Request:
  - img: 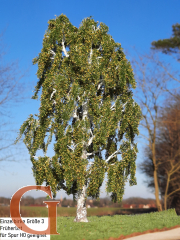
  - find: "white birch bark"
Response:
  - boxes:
[73,42,106,222]
[74,97,89,222]
[74,185,88,222]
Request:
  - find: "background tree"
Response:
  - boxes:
[151,25,180,210]
[151,23,180,100]
[151,23,180,60]
[157,94,180,212]
[139,92,180,214]
[15,14,142,222]
[131,51,171,212]
[0,32,31,169]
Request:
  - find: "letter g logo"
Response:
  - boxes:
[10,185,60,235]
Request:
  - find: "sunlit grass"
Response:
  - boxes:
[1,206,180,240]
[51,209,180,240]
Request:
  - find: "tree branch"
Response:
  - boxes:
[88,45,93,65]
[105,149,121,163]
[49,49,56,60]
[62,35,69,57]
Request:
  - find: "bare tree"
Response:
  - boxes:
[137,88,180,214]
[155,93,180,212]
[138,138,180,212]
[144,53,180,102]
[131,50,172,212]
[0,33,33,169]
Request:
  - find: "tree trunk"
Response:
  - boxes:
[74,99,89,222]
[74,185,89,222]
[164,194,167,210]
[153,167,163,212]
[164,175,170,211]
[152,139,163,212]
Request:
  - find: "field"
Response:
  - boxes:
[1,206,180,240]
[0,205,159,218]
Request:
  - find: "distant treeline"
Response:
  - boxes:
[0,196,158,208]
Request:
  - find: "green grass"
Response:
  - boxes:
[50,208,180,240]
[1,206,180,239]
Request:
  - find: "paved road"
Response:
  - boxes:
[124,227,180,240]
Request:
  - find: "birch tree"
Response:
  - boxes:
[15,14,141,222]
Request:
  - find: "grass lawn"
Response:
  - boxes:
[51,208,180,240]
[1,206,180,239]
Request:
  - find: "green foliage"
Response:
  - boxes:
[15,14,142,202]
[151,23,180,57]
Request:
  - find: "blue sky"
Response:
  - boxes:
[0,0,180,201]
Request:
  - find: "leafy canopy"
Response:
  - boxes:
[15,14,142,202]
